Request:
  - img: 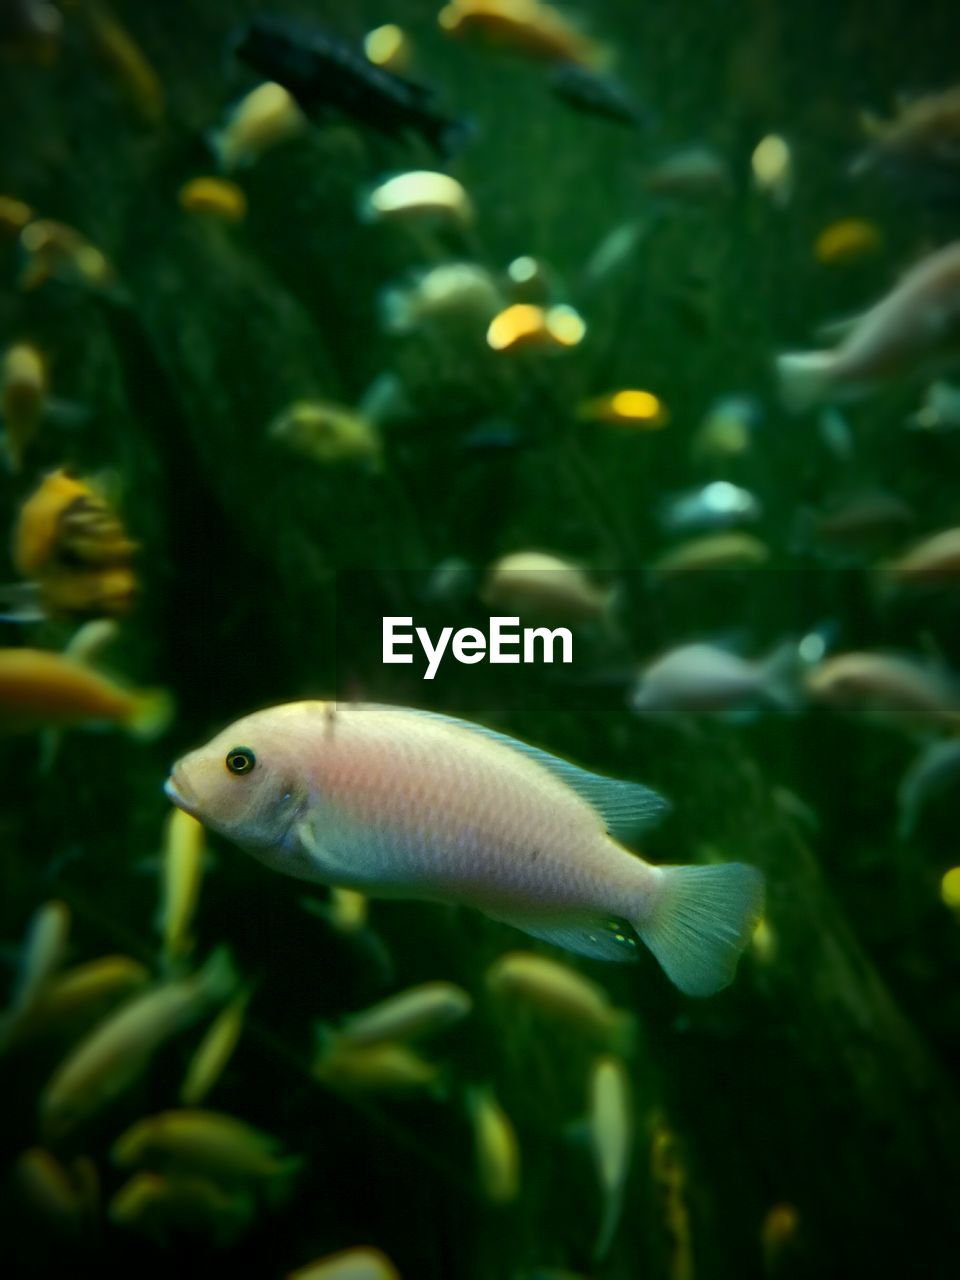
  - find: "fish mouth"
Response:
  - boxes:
[164,768,200,817]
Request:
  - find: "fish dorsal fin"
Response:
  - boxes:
[386,706,670,840]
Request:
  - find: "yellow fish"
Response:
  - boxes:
[439,0,607,70]
[166,703,763,996]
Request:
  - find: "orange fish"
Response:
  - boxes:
[0,648,170,736]
[438,0,607,70]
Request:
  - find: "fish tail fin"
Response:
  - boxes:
[760,641,803,712]
[776,351,835,413]
[127,687,174,739]
[637,863,764,996]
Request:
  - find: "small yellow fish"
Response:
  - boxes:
[486,302,586,352]
[7,955,149,1046]
[0,196,33,237]
[287,1248,401,1280]
[577,389,668,429]
[113,1109,296,1181]
[166,703,762,995]
[178,177,247,223]
[160,808,206,967]
[652,532,770,574]
[439,0,607,70]
[589,1055,632,1260]
[380,262,502,335]
[750,917,778,965]
[761,1202,800,1273]
[180,993,249,1106]
[814,218,882,266]
[2,342,47,471]
[940,866,960,915]
[364,24,413,74]
[331,982,472,1048]
[751,133,793,206]
[486,950,635,1051]
[1,900,70,1042]
[269,400,381,467]
[854,85,960,177]
[313,1039,440,1094]
[327,887,369,933]
[209,81,306,172]
[361,171,474,227]
[0,647,170,737]
[471,1087,520,1204]
[82,1,164,122]
[481,551,613,622]
[19,219,115,293]
[40,950,233,1137]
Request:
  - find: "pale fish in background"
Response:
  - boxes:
[486,303,586,352]
[482,551,613,622]
[581,219,647,290]
[577,389,668,430]
[651,532,770,575]
[160,808,206,968]
[287,1247,401,1280]
[313,1038,441,1094]
[630,641,801,719]
[882,527,960,582]
[0,900,70,1046]
[268,400,382,468]
[896,737,960,839]
[166,702,763,996]
[329,981,472,1048]
[905,380,960,432]
[363,24,413,74]
[180,991,250,1106]
[761,1203,801,1273]
[690,395,760,462]
[589,1055,632,1260]
[659,481,761,536]
[40,949,234,1137]
[6,955,149,1047]
[379,262,503,334]
[19,218,117,294]
[360,171,474,227]
[805,652,960,727]
[751,133,793,206]
[852,85,960,180]
[78,0,165,123]
[486,951,635,1051]
[777,241,960,411]
[802,490,914,549]
[642,145,732,199]
[471,1087,521,1204]
[209,81,305,172]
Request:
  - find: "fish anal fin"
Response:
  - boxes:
[487,910,641,963]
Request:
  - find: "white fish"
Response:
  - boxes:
[166,703,764,997]
[630,642,801,718]
[777,241,960,410]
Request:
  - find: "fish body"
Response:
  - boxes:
[209,81,306,172]
[109,1171,252,1245]
[313,1039,440,1093]
[9,956,149,1045]
[113,1109,292,1180]
[3,900,70,1034]
[41,951,234,1136]
[160,808,206,966]
[814,218,882,266]
[806,491,913,546]
[883,527,960,581]
[18,219,115,293]
[578,389,668,430]
[486,950,634,1049]
[482,551,612,622]
[180,993,249,1105]
[806,652,960,726]
[549,64,644,127]
[630,642,800,718]
[897,737,960,839]
[364,25,413,75]
[288,1249,400,1280]
[179,177,247,222]
[0,647,169,736]
[235,17,464,154]
[643,146,732,199]
[269,400,381,467]
[380,262,502,334]
[166,702,763,996]
[589,1055,632,1260]
[439,0,607,69]
[652,532,770,574]
[486,303,586,352]
[659,481,761,536]
[854,86,960,179]
[332,981,472,1048]
[2,342,47,472]
[777,241,960,410]
[751,134,793,206]
[691,395,759,462]
[471,1087,520,1203]
[361,170,473,226]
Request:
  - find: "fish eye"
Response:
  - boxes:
[225,746,256,775]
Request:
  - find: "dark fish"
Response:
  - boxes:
[233,17,467,154]
[548,63,646,127]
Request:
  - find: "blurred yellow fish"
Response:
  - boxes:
[81,1,164,123]
[178,177,247,223]
[19,218,115,293]
[330,981,472,1048]
[364,24,413,74]
[882,527,960,582]
[814,218,882,266]
[361,170,474,227]
[577,389,668,429]
[2,342,47,472]
[180,992,249,1106]
[486,950,635,1051]
[269,400,381,468]
[159,808,206,967]
[589,1055,632,1259]
[166,703,763,996]
[471,1087,520,1203]
[439,0,608,70]
[486,302,585,352]
[209,81,306,172]
[288,1248,400,1280]
[113,1109,297,1181]
[652,532,770,574]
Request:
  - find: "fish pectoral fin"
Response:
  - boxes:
[293,820,359,884]
[487,910,641,962]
